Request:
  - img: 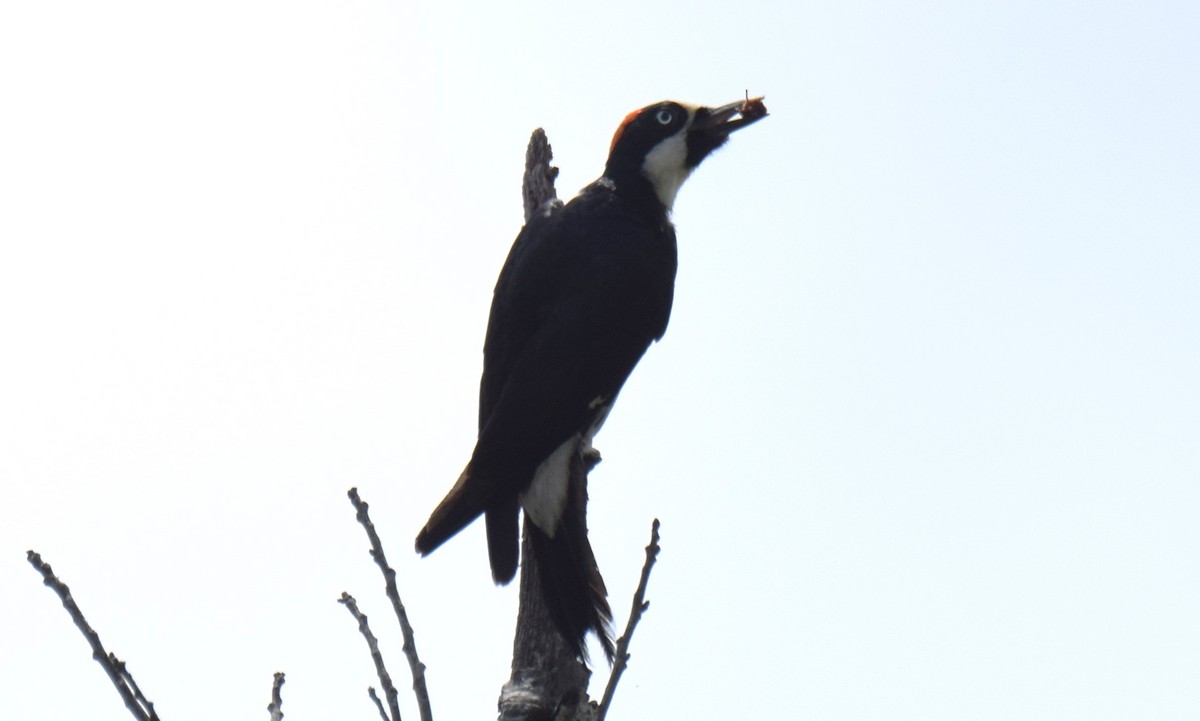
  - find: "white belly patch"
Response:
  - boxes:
[519,401,613,538]
[521,436,577,537]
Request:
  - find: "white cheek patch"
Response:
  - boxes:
[641,132,693,210]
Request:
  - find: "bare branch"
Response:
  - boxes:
[597,519,662,721]
[499,519,591,721]
[113,653,157,719]
[267,672,285,721]
[522,128,560,223]
[340,592,402,721]
[369,687,392,721]
[501,128,635,721]
[348,488,433,721]
[26,550,160,721]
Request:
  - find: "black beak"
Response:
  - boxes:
[685,96,767,167]
[693,97,769,139]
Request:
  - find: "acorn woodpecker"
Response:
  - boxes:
[415,97,767,660]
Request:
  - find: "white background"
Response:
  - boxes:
[2,1,1198,719]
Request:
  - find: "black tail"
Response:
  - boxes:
[486,498,520,584]
[415,467,484,556]
[526,449,614,663]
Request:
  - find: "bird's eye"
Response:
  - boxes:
[655,109,673,125]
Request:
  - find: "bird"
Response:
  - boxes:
[415,97,767,661]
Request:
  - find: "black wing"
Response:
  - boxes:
[472,187,677,492]
[415,185,676,577]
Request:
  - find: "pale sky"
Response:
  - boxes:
[2,1,1198,720]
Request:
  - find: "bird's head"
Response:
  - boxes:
[604,97,768,211]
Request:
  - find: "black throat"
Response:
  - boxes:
[597,165,670,223]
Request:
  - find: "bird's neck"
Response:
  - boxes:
[595,168,672,223]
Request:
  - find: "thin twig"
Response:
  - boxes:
[369,687,391,721]
[267,672,286,721]
[348,488,433,721]
[116,654,156,718]
[596,520,661,721]
[340,592,403,721]
[26,551,160,721]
